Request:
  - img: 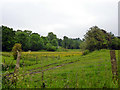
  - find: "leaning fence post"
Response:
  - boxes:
[14,50,21,73]
[110,50,118,83]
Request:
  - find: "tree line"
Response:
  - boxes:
[1,25,82,51]
[1,25,120,52]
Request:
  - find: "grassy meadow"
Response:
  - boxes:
[2,49,119,88]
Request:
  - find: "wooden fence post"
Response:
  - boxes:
[110,50,118,82]
[14,51,21,73]
[118,50,120,88]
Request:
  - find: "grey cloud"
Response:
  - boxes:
[2,0,119,39]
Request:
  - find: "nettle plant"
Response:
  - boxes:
[12,43,22,60]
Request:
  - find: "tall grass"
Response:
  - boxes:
[2,49,118,88]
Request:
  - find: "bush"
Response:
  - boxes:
[12,43,22,60]
[82,50,90,55]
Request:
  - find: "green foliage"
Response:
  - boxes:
[46,43,56,51]
[47,32,57,42]
[12,43,22,60]
[58,39,62,46]
[82,50,90,55]
[62,36,69,49]
[82,26,117,51]
[2,26,15,51]
[110,37,120,50]
[51,39,58,47]
[30,33,44,51]
[80,41,86,50]
[15,30,31,51]
[41,36,49,45]
[2,25,83,51]
[62,36,81,49]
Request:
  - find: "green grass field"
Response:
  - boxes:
[2,49,119,88]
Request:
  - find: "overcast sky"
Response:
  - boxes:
[1,0,119,39]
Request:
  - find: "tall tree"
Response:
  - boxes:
[47,32,57,42]
[58,38,62,46]
[83,26,113,51]
[51,39,58,48]
[62,36,69,49]
[15,30,31,51]
[30,33,44,51]
[2,26,15,51]
[41,36,49,49]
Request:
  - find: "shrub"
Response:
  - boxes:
[12,43,22,60]
[82,50,90,55]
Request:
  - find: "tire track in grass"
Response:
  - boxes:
[23,58,106,75]
[27,58,74,72]
[4,59,69,76]
[25,60,79,75]
[4,58,80,78]
[28,62,58,72]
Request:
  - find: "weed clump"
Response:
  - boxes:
[12,43,22,60]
